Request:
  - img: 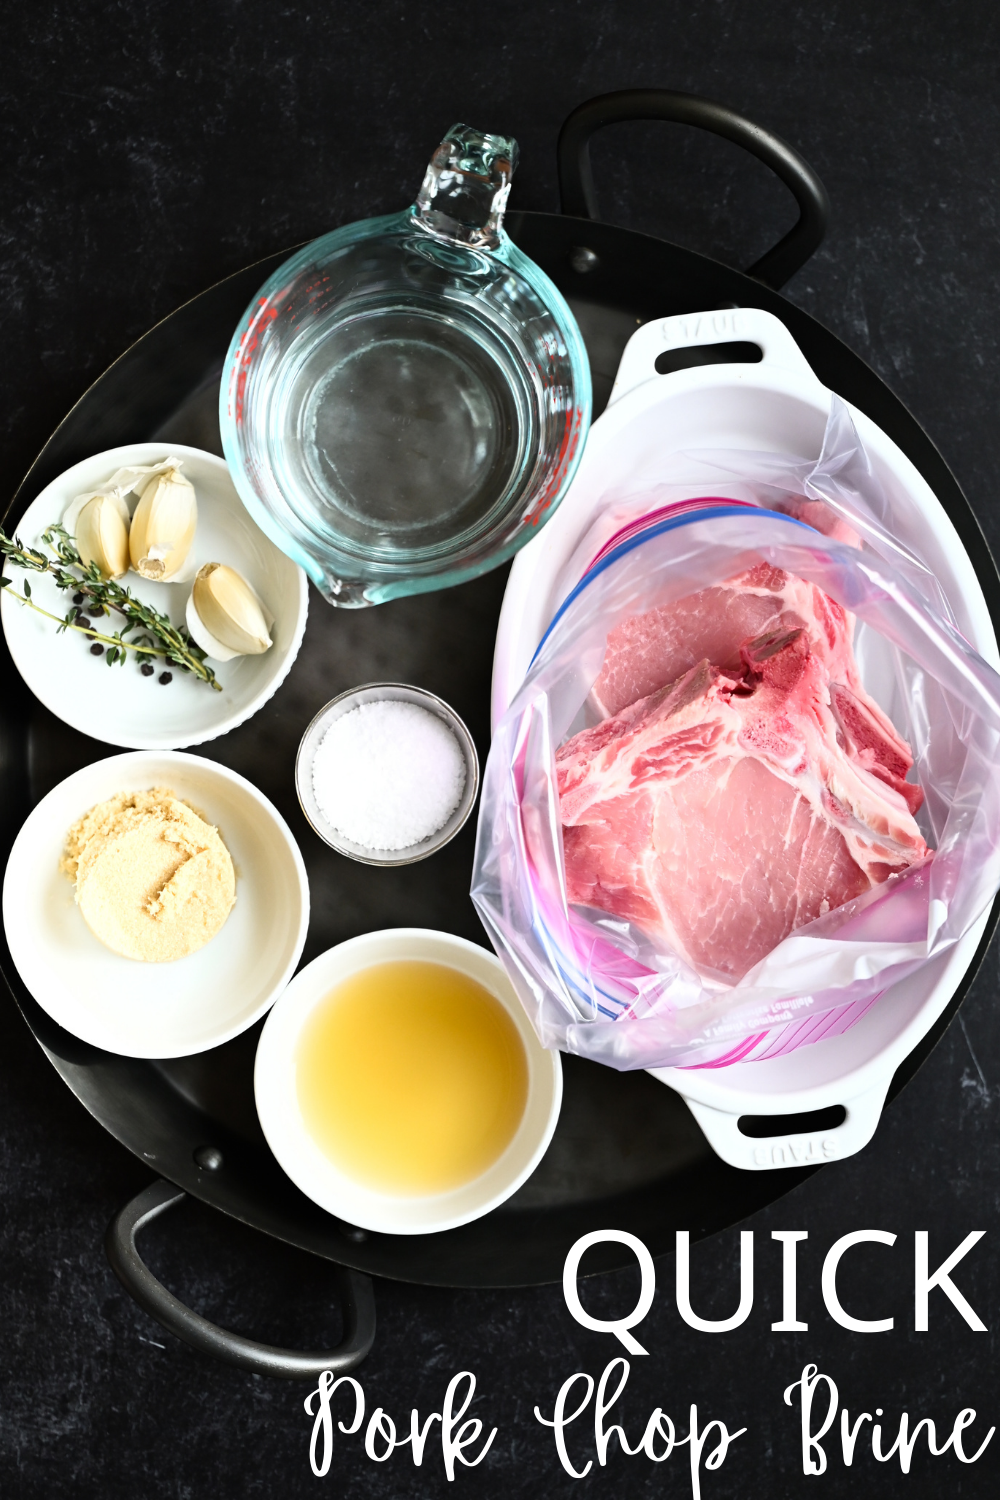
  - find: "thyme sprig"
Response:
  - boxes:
[0,523,221,690]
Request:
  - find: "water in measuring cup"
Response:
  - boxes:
[275,301,538,559]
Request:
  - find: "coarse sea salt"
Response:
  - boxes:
[312,700,466,852]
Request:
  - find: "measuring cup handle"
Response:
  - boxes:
[682,1076,892,1172]
[557,88,830,289]
[106,1178,376,1380]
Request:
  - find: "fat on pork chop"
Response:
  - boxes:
[558,592,928,983]
[592,562,864,719]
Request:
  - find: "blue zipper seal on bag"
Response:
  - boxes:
[529,504,817,669]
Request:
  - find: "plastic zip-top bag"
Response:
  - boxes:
[471,402,1000,1069]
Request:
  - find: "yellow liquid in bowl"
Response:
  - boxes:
[295,960,529,1196]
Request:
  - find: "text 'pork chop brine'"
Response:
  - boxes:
[556,562,928,984]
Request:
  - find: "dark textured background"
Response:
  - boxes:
[2,1,1000,1495]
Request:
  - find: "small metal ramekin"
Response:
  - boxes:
[294,683,480,866]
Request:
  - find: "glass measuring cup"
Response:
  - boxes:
[220,125,591,607]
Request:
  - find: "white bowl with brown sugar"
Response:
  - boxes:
[2,750,309,1057]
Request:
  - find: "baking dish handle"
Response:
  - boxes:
[606,305,827,408]
[106,1178,376,1379]
[681,1077,892,1172]
[557,89,830,290]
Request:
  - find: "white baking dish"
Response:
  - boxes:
[491,307,998,1171]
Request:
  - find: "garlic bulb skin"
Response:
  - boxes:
[65,492,131,579]
[186,563,273,662]
[129,469,197,581]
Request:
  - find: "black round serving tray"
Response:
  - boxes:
[3,121,999,1294]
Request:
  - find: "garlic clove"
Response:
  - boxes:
[72,494,131,579]
[63,486,130,536]
[186,563,273,661]
[129,469,197,581]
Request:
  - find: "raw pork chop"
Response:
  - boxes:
[592,562,863,719]
[558,623,928,983]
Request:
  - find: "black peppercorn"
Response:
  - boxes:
[140,662,155,677]
[89,642,103,656]
[158,671,173,685]
[72,592,84,605]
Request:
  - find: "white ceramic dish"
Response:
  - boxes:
[2,751,310,1059]
[255,928,563,1235]
[491,306,999,1171]
[1,444,309,749]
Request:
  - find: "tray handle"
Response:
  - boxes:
[557,89,830,289]
[106,1178,376,1380]
[681,1076,892,1172]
